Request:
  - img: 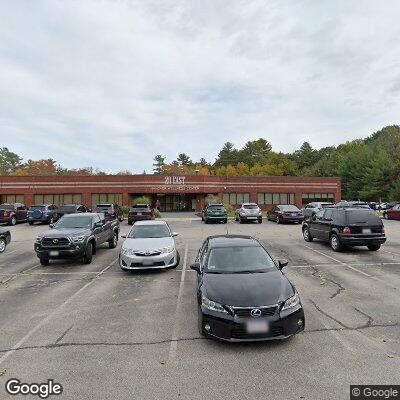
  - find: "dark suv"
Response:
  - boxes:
[128,204,154,225]
[57,204,89,217]
[28,204,59,225]
[0,203,28,225]
[302,206,386,251]
[94,203,123,221]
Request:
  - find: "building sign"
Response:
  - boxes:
[151,176,199,192]
[165,176,186,185]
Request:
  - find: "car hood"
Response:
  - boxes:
[40,228,91,238]
[123,236,174,251]
[203,270,294,307]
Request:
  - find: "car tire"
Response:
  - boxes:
[28,221,34,226]
[258,218,262,224]
[302,227,313,242]
[83,243,93,264]
[330,234,342,252]
[49,217,54,224]
[239,218,243,224]
[108,232,118,249]
[367,244,381,251]
[10,216,17,226]
[276,216,280,224]
[204,218,209,224]
[128,221,133,225]
[198,311,205,336]
[224,219,227,224]
[0,238,6,253]
[40,257,49,266]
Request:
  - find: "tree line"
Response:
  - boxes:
[1,125,399,201]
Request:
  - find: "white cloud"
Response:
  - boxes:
[0,0,400,172]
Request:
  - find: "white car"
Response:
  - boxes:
[119,220,179,270]
[234,203,263,223]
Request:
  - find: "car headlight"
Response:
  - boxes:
[281,292,300,311]
[71,235,85,243]
[240,211,246,216]
[35,236,42,243]
[201,296,228,314]
[160,245,174,254]
[121,248,133,256]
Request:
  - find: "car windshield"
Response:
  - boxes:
[29,206,46,210]
[59,205,76,213]
[96,204,112,210]
[128,224,170,238]
[208,205,224,210]
[206,246,276,273]
[281,205,299,211]
[55,216,93,229]
[346,210,382,225]
[132,204,149,210]
[0,205,14,210]
[243,204,258,209]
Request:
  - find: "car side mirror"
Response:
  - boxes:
[94,222,103,228]
[190,262,201,273]
[121,235,126,239]
[172,232,179,237]
[278,259,288,269]
[49,224,54,228]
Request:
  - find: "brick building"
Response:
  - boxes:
[0,175,341,212]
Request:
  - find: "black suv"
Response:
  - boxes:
[302,206,386,251]
[35,213,119,265]
[94,203,124,221]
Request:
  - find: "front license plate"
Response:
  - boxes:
[246,320,269,334]
[247,217,257,220]
[49,251,59,257]
[362,228,372,234]
[142,260,153,265]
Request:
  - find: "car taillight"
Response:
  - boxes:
[381,226,385,234]
[3,211,9,216]
[342,227,351,235]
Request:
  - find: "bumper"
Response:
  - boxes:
[339,235,386,246]
[239,215,262,221]
[0,218,11,224]
[282,217,303,223]
[28,216,52,223]
[206,215,227,221]
[35,244,86,259]
[120,250,178,270]
[200,306,305,342]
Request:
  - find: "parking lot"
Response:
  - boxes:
[0,217,399,399]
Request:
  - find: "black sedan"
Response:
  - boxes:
[0,227,11,253]
[190,235,305,342]
[267,205,304,224]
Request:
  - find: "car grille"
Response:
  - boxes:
[231,326,283,339]
[41,237,71,247]
[134,250,162,256]
[131,261,165,268]
[231,306,277,318]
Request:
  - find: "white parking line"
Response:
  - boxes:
[1,263,41,284]
[168,243,189,362]
[0,257,118,365]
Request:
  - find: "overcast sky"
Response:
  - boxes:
[1,1,400,173]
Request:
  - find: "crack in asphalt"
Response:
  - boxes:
[311,267,346,299]
[55,324,74,344]
[353,307,374,328]
[309,299,349,328]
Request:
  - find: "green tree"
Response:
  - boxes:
[0,147,22,175]
[153,155,165,174]
[239,139,272,167]
[214,142,240,167]
[293,142,319,170]
[176,153,192,166]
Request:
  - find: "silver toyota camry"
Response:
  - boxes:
[119,220,179,270]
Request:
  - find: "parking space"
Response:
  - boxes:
[0,218,399,399]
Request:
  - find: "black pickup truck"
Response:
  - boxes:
[34,213,119,265]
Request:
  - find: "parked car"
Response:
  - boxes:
[28,204,59,225]
[303,202,334,218]
[335,201,370,208]
[0,203,28,225]
[202,203,228,224]
[0,227,11,253]
[94,203,124,221]
[386,201,400,210]
[235,203,262,223]
[190,235,304,342]
[302,206,386,251]
[383,204,400,220]
[34,213,119,265]
[119,220,179,270]
[267,205,303,224]
[57,204,89,218]
[128,204,154,225]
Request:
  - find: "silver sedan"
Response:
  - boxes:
[119,220,180,270]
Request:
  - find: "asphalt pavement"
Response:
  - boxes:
[0,218,399,399]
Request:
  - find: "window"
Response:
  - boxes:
[2,194,24,204]
[91,193,122,206]
[33,194,82,206]
[302,193,335,205]
[223,193,250,205]
[258,193,295,205]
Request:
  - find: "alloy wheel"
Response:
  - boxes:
[0,239,5,253]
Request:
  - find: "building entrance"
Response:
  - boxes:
[156,194,197,212]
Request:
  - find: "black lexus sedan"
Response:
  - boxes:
[190,235,304,342]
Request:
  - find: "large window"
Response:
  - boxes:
[33,194,82,206]
[302,193,335,205]
[2,194,25,204]
[258,193,295,205]
[223,193,250,205]
[91,193,122,206]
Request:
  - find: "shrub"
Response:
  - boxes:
[204,194,221,205]
[132,196,151,206]
[154,209,162,218]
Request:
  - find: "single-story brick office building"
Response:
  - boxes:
[0,175,341,212]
